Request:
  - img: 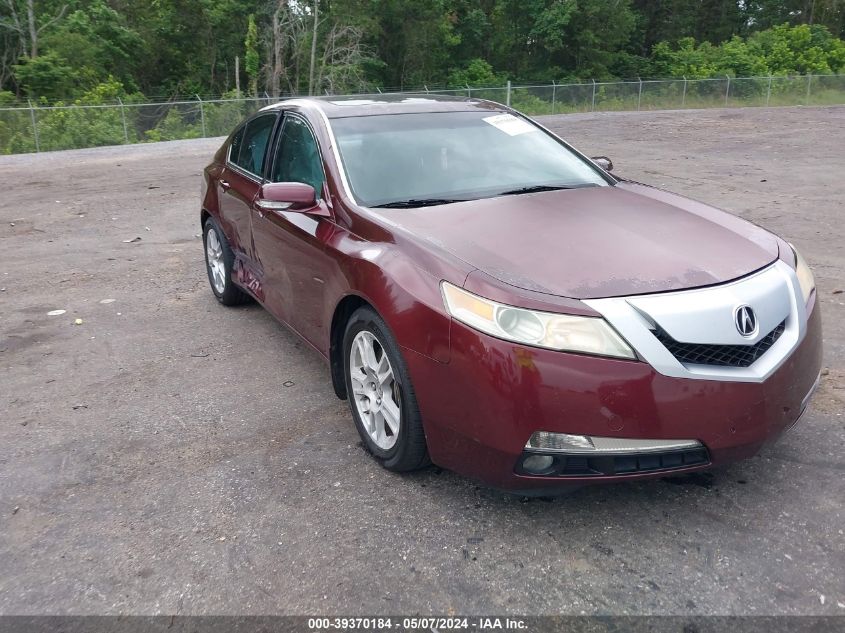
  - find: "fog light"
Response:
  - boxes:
[521,454,555,474]
[525,431,702,454]
[527,431,595,452]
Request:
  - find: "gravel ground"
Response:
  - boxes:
[0,106,843,616]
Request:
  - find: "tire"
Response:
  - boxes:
[203,218,251,306]
[343,306,430,472]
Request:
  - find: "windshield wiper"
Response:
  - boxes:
[498,184,591,196]
[371,198,468,208]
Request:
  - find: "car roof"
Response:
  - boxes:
[260,94,509,119]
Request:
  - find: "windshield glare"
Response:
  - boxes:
[331,111,608,207]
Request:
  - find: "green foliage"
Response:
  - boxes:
[1,0,845,155]
[33,78,140,151]
[3,0,844,102]
[448,59,505,88]
[748,23,845,74]
[13,52,78,101]
[646,24,845,78]
[364,0,460,88]
[144,108,202,142]
[40,1,145,91]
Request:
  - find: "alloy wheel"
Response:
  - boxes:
[349,330,401,450]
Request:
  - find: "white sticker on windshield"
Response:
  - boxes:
[482,113,537,136]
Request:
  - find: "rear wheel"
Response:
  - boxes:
[344,307,429,471]
[203,218,250,306]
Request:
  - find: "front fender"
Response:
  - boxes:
[325,232,455,364]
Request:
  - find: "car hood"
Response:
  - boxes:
[378,181,780,300]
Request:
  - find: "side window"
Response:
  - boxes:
[228,125,245,165]
[271,116,326,199]
[233,114,277,177]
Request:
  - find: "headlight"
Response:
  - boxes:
[790,243,815,304]
[441,282,636,359]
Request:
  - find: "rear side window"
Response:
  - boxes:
[228,125,245,165]
[232,114,277,178]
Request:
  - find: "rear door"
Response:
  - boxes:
[219,112,279,261]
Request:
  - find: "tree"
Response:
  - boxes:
[646,23,845,78]
[3,0,845,104]
[0,0,67,59]
[245,13,259,97]
[12,49,75,98]
[0,0,67,91]
[447,57,503,87]
[264,0,371,96]
[748,22,845,73]
[39,1,144,91]
[746,0,844,37]
[361,0,458,88]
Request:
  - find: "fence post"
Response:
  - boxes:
[506,80,511,107]
[806,74,812,105]
[637,77,643,111]
[551,80,556,115]
[591,79,597,111]
[424,85,429,93]
[766,75,772,107]
[117,97,129,144]
[27,99,40,153]
[466,84,471,98]
[195,94,207,137]
[682,76,687,108]
[725,75,731,106]
[376,87,382,94]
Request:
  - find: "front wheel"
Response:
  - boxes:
[343,307,429,472]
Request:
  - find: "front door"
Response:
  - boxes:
[252,113,335,347]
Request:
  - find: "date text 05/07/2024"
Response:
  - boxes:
[307,617,528,630]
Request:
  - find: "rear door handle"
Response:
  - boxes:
[220,179,231,191]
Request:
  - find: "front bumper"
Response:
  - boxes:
[405,301,822,492]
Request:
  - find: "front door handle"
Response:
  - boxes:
[220,179,231,191]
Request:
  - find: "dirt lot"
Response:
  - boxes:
[0,106,843,616]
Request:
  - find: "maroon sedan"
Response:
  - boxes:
[200,96,822,492]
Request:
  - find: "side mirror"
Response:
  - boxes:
[592,156,613,172]
[257,182,317,212]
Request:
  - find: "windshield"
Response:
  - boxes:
[331,111,609,208]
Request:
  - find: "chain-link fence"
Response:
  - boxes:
[1,74,843,155]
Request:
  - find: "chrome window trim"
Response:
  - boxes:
[225,161,263,184]
[584,260,807,383]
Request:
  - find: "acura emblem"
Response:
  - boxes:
[735,305,758,337]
